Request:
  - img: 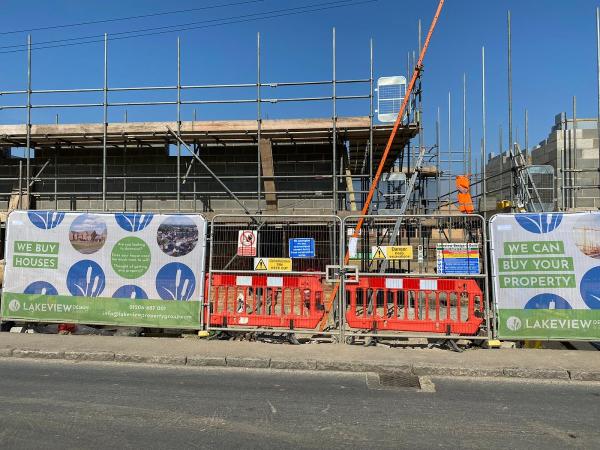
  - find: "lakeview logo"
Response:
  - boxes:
[506,316,522,331]
[8,299,21,312]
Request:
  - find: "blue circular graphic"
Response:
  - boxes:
[28,211,65,230]
[580,266,600,309]
[24,281,58,296]
[115,213,154,232]
[66,260,106,297]
[524,293,572,309]
[112,285,148,300]
[156,262,195,301]
[515,213,563,234]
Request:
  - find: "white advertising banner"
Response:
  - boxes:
[490,212,600,340]
[1,211,206,328]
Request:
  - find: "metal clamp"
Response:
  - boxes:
[325,265,359,283]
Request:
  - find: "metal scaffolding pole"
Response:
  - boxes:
[54,145,58,210]
[448,90,452,200]
[507,10,514,204]
[177,37,182,212]
[481,46,487,215]
[123,110,128,211]
[597,7,600,195]
[524,108,528,158]
[463,72,467,174]
[102,33,108,211]
[332,27,337,212]
[436,106,441,209]
[257,32,262,213]
[55,114,59,209]
[18,161,23,209]
[418,82,423,213]
[369,38,374,183]
[573,96,577,209]
[26,35,32,204]
[561,111,567,210]
[468,127,472,176]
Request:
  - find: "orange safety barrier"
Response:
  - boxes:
[208,274,325,329]
[345,277,484,335]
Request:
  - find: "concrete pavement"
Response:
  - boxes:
[1,333,599,382]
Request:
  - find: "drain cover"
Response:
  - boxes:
[366,371,422,390]
[379,372,421,389]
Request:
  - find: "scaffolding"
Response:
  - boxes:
[0,30,420,220]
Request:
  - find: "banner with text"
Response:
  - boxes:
[490,213,600,340]
[1,211,206,329]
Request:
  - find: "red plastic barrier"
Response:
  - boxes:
[208,274,325,329]
[345,277,484,335]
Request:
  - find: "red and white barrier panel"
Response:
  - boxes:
[208,274,325,329]
[345,277,484,335]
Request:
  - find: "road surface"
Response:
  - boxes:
[0,359,598,449]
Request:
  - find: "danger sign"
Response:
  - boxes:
[238,230,257,257]
[371,245,413,260]
[253,257,292,272]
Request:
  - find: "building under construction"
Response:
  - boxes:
[0,35,430,221]
[484,113,600,213]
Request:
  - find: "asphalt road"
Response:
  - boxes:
[0,359,598,449]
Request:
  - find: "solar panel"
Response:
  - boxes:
[377,76,406,123]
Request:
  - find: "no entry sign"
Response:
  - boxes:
[237,230,257,257]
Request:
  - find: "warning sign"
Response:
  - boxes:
[238,230,257,257]
[254,258,268,270]
[253,257,292,272]
[371,245,413,260]
[436,243,479,274]
[372,247,386,259]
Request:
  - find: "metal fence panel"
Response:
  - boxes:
[206,214,342,336]
[341,214,491,340]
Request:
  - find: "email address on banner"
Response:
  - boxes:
[102,311,193,320]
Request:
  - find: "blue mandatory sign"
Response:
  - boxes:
[289,238,315,258]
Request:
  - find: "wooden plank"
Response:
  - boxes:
[259,138,277,211]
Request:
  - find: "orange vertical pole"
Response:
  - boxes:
[320,0,446,329]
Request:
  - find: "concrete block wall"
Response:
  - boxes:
[1,142,336,213]
[483,120,600,212]
[531,129,600,210]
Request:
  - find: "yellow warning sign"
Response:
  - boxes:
[254,258,268,271]
[253,257,292,272]
[373,247,386,259]
[371,245,413,260]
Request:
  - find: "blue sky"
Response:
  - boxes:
[1,0,599,166]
